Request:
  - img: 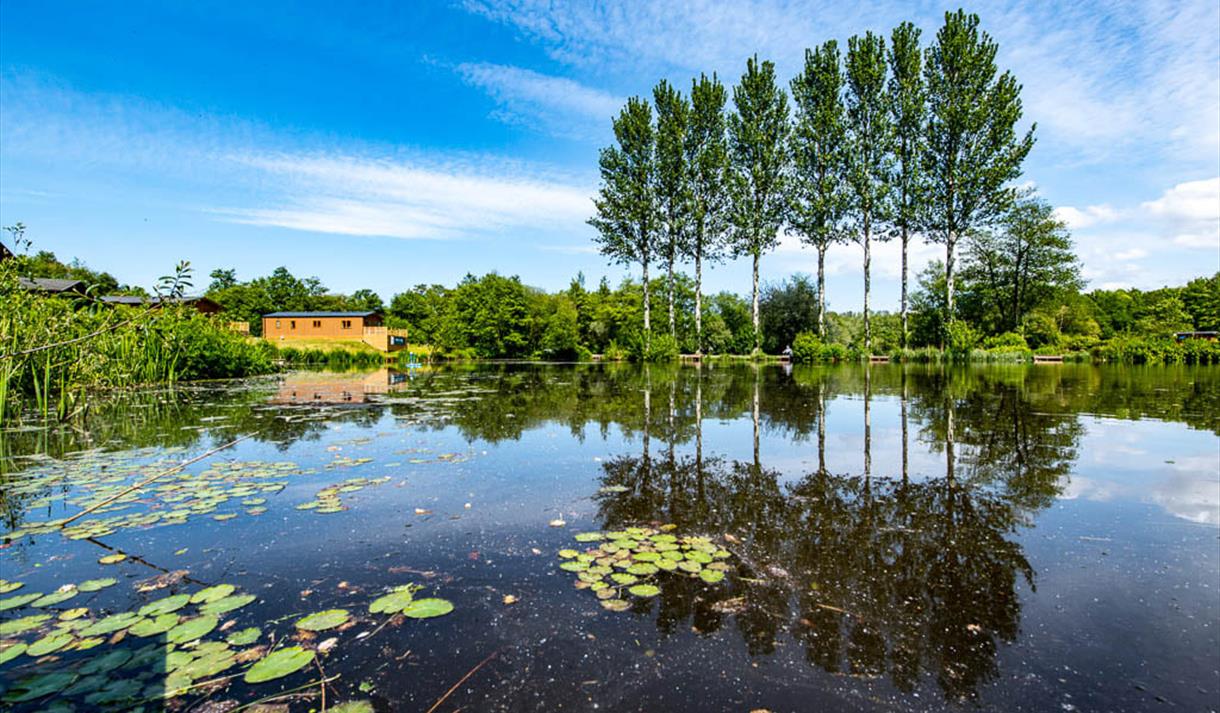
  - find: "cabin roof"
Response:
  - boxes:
[100,295,220,308]
[18,277,86,293]
[263,311,379,318]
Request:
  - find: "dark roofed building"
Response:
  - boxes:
[100,295,224,314]
[17,277,87,295]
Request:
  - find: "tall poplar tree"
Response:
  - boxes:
[684,73,730,354]
[653,80,691,338]
[589,97,658,352]
[789,41,849,338]
[844,32,892,351]
[924,10,1035,319]
[728,56,790,354]
[888,21,926,347]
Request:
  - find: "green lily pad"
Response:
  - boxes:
[138,593,190,617]
[628,584,660,597]
[330,702,375,713]
[0,642,28,665]
[559,561,587,572]
[166,614,218,644]
[201,594,256,615]
[655,558,678,571]
[573,532,604,542]
[71,636,105,650]
[295,609,350,631]
[97,554,127,565]
[599,599,630,612]
[0,593,41,611]
[626,563,658,576]
[678,560,703,573]
[685,550,713,564]
[189,584,235,604]
[610,572,638,585]
[4,671,78,702]
[0,615,51,636]
[80,612,143,637]
[557,549,579,559]
[181,648,237,678]
[244,646,314,683]
[128,613,179,637]
[27,633,74,656]
[369,589,415,614]
[225,627,261,646]
[0,580,23,594]
[79,649,133,675]
[699,569,726,584]
[31,587,78,608]
[59,607,89,620]
[401,598,453,619]
[632,551,661,562]
[77,578,117,592]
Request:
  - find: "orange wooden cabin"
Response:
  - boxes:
[261,311,407,351]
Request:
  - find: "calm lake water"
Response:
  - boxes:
[1,364,1217,712]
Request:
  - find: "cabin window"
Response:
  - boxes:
[290,320,296,329]
[275,320,281,329]
[313,320,321,328]
[342,320,352,329]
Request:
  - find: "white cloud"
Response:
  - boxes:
[1054,204,1121,230]
[219,152,595,240]
[455,62,622,138]
[1142,177,1220,251]
[1113,248,1147,261]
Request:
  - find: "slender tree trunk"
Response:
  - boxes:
[751,250,761,354]
[900,228,909,348]
[752,366,761,467]
[642,254,651,352]
[945,396,955,485]
[901,370,909,484]
[667,255,676,337]
[695,248,703,356]
[643,366,652,463]
[817,381,826,474]
[945,231,956,319]
[864,364,871,478]
[863,219,872,352]
[817,246,826,338]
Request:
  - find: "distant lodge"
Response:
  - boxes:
[262,311,408,352]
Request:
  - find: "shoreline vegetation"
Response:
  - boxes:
[3,8,1219,422]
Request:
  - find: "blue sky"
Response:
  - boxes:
[1,0,1217,308]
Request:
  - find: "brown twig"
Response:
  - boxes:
[57,432,256,527]
[425,649,499,713]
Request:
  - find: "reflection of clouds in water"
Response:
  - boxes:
[1060,451,1219,525]
[1151,471,1220,525]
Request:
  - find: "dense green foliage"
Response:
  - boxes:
[206,267,382,336]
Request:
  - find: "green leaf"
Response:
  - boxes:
[0,580,23,594]
[244,646,314,683]
[77,578,117,592]
[295,609,350,631]
[0,593,41,611]
[632,551,660,562]
[138,593,190,617]
[369,589,415,615]
[166,614,218,644]
[201,594,256,615]
[79,649,133,676]
[4,671,78,702]
[626,563,658,576]
[189,584,235,604]
[628,584,660,597]
[225,627,261,646]
[79,612,143,637]
[181,648,237,679]
[559,561,587,572]
[128,613,180,637]
[610,573,638,585]
[27,633,74,656]
[0,642,28,665]
[401,598,453,619]
[0,614,51,636]
[330,702,375,713]
[31,587,78,608]
[599,599,630,612]
[97,554,127,565]
[678,560,702,573]
[573,532,604,542]
[557,549,579,559]
[699,569,725,584]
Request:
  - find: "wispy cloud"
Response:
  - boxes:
[455,62,622,138]
[220,152,594,240]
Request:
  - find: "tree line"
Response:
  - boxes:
[590,9,1034,355]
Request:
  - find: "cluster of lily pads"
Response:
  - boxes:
[558,526,735,612]
[0,573,454,709]
[295,475,392,514]
[2,455,306,543]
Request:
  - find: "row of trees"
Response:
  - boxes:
[590,10,1033,353]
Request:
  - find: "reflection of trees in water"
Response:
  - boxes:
[593,366,1076,701]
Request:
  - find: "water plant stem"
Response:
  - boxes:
[57,432,257,528]
[425,649,499,713]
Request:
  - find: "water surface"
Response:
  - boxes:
[1,364,1217,712]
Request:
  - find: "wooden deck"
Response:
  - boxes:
[1033,354,1064,363]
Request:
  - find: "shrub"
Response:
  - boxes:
[983,332,1027,349]
[790,332,821,363]
[603,340,628,362]
[628,331,679,363]
[944,320,980,358]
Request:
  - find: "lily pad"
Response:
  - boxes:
[4,671,78,702]
[27,633,74,656]
[138,593,190,617]
[79,649,133,675]
[0,593,41,611]
[573,532,604,542]
[559,561,587,572]
[80,612,143,637]
[626,563,658,576]
[295,609,350,631]
[599,599,630,612]
[685,550,713,564]
[181,648,237,678]
[77,578,117,592]
[699,569,726,584]
[557,549,579,559]
[226,627,261,646]
[0,615,51,636]
[330,702,375,713]
[0,580,23,594]
[97,554,127,565]
[610,573,638,585]
[678,560,703,574]
[189,584,235,604]
[632,551,661,562]
[129,613,180,637]
[401,598,453,619]
[369,589,415,615]
[628,584,660,597]
[167,614,218,644]
[0,642,28,665]
[201,594,256,615]
[244,646,314,683]
[59,607,89,620]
